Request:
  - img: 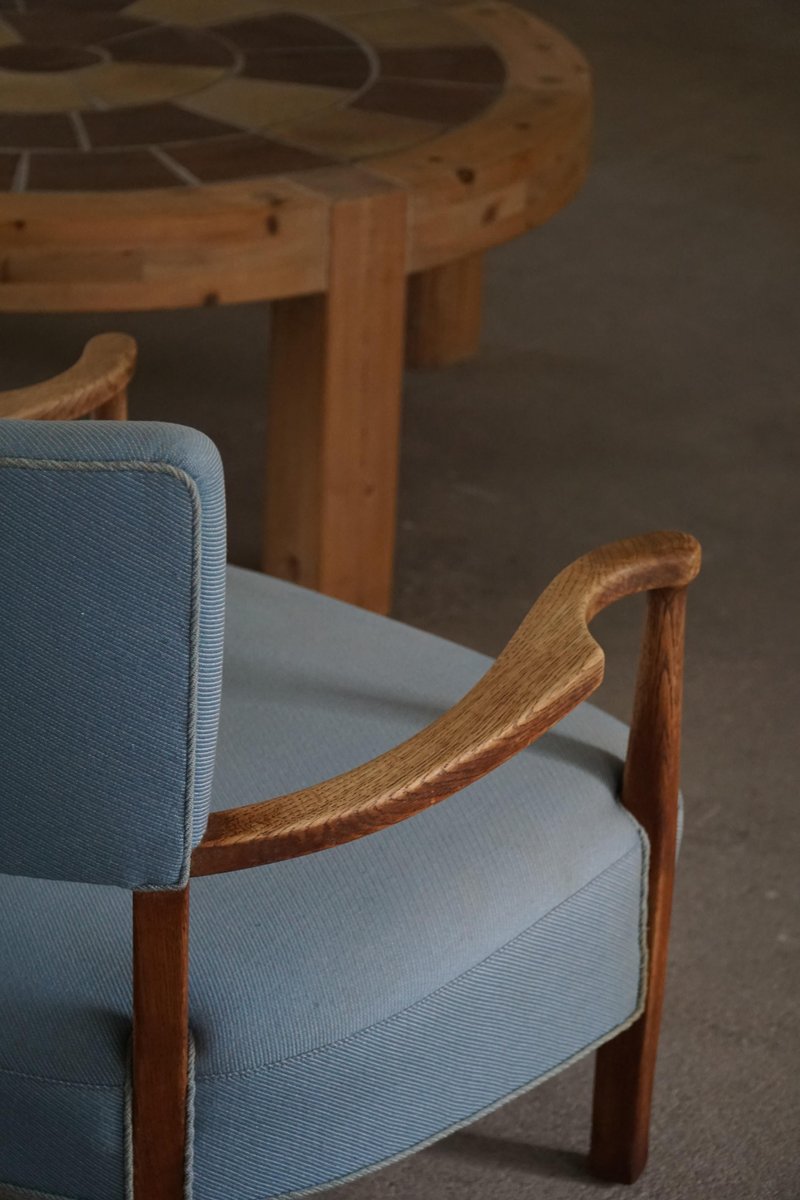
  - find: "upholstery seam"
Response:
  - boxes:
[197,841,645,1083]
[274,1000,648,1200]
[0,456,201,891]
[0,997,648,1200]
[0,1067,121,1091]
[0,841,644,1092]
[0,1185,75,1200]
[275,823,653,1200]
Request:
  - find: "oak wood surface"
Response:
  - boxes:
[132,888,191,1200]
[192,531,701,876]
[264,171,407,614]
[590,586,688,1183]
[407,253,483,368]
[0,331,136,420]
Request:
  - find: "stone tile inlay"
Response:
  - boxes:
[0,0,508,192]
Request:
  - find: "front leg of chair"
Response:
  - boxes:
[132,888,191,1200]
[590,586,687,1182]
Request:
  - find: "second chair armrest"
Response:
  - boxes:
[0,333,136,420]
[192,530,701,877]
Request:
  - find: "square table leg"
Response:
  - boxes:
[406,252,483,368]
[264,185,407,615]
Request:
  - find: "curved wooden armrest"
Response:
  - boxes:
[0,333,137,421]
[192,530,701,877]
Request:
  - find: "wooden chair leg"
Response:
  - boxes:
[406,253,483,369]
[590,586,687,1183]
[94,388,128,420]
[132,887,190,1200]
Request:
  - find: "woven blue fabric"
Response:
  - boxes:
[0,421,225,888]
[0,567,646,1200]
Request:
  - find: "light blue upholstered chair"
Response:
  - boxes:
[0,339,701,1200]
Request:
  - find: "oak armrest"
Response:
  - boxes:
[0,333,137,420]
[192,531,701,877]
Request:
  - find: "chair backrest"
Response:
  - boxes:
[0,420,226,889]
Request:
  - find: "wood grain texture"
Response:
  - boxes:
[132,888,190,1200]
[193,531,701,876]
[264,171,407,613]
[590,586,688,1183]
[0,332,136,419]
[0,180,328,311]
[0,5,589,310]
[407,252,483,368]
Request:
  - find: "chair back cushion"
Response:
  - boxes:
[0,421,225,888]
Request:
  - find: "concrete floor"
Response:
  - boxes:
[1,0,798,1195]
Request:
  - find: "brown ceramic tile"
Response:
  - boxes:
[128,0,267,24]
[81,103,236,148]
[219,15,355,52]
[0,151,18,191]
[27,148,180,193]
[23,0,133,10]
[354,79,499,124]
[378,46,506,86]
[272,0,418,11]
[110,26,235,68]
[0,43,102,72]
[344,9,484,50]
[244,48,370,89]
[0,112,78,150]
[3,14,147,45]
[169,133,335,182]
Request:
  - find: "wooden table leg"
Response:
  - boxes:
[406,252,483,368]
[264,184,407,615]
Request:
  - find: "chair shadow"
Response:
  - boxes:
[425,1129,590,1182]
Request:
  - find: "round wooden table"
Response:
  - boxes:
[0,0,590,613]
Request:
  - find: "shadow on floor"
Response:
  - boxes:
[426,1129,590,1182]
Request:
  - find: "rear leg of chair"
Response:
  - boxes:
[589,586,687,1183]
[94,388,128,420]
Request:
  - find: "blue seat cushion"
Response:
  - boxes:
[0,567,647,1200]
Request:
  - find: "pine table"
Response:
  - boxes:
[0,0,590,612]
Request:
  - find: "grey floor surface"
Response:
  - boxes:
[1,0,798,1196]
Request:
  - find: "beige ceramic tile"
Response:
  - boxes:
[79,63,225,108]
[0,70,85,113]
[181,78,344,130]
[272,106,442,159]
[126,0,271,25]
[0,20,20,50]
[343,8,484,48]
